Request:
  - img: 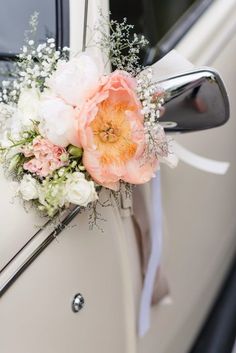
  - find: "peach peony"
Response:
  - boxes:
[76,71,158,190]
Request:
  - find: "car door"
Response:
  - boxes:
[0,1,235,353]
[0,1,138,353]
[121,1,236,353]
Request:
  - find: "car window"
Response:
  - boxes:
[110,0,213,63]
[0,0,56,55]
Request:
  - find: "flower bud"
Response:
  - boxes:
[8,154,21,171]
[68,145,83,158]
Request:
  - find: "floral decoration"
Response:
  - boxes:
[0,13,177,219]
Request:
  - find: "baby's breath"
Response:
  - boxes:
[136,68,169,160]
[0,10,174,222]
[94,12,148,75]
[0,11,69,105]
[24,12,39,43]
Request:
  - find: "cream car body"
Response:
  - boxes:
[0,1,235,353]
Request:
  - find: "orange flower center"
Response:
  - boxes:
[90,101,137,166]
[98,121,121,143]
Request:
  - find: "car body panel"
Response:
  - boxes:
[138,1,236,352]
[0,1,235,352]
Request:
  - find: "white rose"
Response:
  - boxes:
[46,53,100,106]
[39,97,76,147]
[18,87,41,125]
[19,174,39,201]
[65,172,98,207]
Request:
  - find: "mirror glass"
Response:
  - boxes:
[158,69,230,132]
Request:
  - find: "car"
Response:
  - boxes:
[0,1,235,352]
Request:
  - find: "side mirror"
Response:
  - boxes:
[157,69,230,132]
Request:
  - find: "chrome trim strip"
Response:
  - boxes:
[0,206,81,298]
[0,218,51,276]
[0,0,89,298]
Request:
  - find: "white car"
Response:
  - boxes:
[0,1,235,353]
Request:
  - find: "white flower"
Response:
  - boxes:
[39,97,76,147]
[9,111,27,139]
[37,185,47,207]
[19,174,39,201]
[18,87,41,126]
[39,181,66,209]
[1,108,31,143]
[0,132,23,160]
[65,172,98,207]
[46,53,100,106]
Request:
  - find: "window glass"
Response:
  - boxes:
[0,0,56,55]
[0,60,15,82]
[110,0,211,63]
[110,0,196,46]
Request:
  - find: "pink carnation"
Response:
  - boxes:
[23,136,68,177]
[74,70,158,190]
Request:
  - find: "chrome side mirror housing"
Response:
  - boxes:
[157,69,230,132]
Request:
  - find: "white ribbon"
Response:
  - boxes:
[138,171,163,337]
[138,142,229,337]
[173,141,230,174]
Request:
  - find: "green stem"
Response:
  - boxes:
[0,137,34,151]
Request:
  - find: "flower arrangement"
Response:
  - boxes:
[0,14,176,219]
